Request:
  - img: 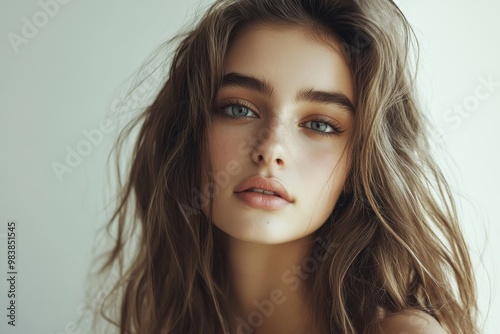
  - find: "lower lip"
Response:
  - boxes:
[234,191,291,210]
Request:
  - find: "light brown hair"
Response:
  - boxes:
[90,0,478,333]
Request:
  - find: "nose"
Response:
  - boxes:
[251,117,287,169]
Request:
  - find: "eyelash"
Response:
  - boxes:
[217,100,344,137]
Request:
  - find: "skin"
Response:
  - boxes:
[204,23,354,247]
[377,309,449,334]
[201,22,354,333]
[200,22,447,334]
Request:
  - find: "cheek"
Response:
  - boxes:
[208,124,245,172]
[298,147,345,176]
[298,148,349,200]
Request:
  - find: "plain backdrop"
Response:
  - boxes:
[1,0,499,333]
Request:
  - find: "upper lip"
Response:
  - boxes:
[234,175,293,202]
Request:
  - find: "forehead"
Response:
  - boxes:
[234,21,344,53]
[222,22,354,103]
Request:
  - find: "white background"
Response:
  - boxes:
[1,0,499,333]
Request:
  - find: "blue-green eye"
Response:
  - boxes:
[306,121,330,132]
[219,103,257,118]
[301,117,344,137]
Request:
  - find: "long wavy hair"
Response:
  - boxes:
[90,0,478,333]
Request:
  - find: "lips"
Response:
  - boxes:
[234,175,293,203]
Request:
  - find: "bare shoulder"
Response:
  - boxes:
[375,309,448,334]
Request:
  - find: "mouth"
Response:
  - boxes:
[234,190,291,210]
[233,175,293,203]
[241,188,282,198]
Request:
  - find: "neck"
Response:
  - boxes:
[221,233,318,334]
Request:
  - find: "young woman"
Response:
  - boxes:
[92,0,478,333]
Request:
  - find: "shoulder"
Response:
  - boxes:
[374,309,448,334]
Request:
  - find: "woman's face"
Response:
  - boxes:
[201,23,354,244]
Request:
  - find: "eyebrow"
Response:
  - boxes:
[220,72,355,114]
